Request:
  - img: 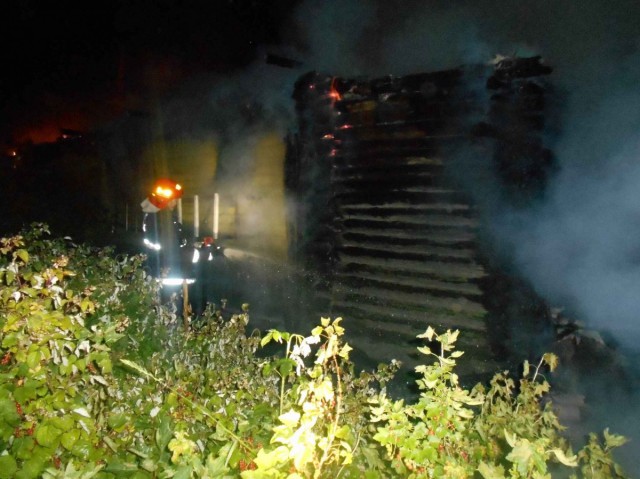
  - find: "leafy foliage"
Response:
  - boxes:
[0,224,630,478]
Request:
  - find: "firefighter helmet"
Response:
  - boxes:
[148,178,183,210]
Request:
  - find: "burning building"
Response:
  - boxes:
[285,56,555,382]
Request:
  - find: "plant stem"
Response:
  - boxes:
[315,354,343,478]
[280,338,292,415]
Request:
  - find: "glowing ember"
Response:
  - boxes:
[328,77,342,102]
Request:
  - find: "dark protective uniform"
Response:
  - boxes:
[142,209,192,280]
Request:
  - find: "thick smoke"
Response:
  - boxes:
[283,0,640,346]
[280,0,640,467]
[153,0,640,464]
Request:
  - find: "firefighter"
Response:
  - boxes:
[140,178,191,281]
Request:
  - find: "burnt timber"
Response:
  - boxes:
[285,57,555,384]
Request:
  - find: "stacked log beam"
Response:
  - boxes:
[286,58,553,385]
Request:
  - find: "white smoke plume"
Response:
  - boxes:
[152,1,640,465]
[280,0,640,467]
[282,0,640,352]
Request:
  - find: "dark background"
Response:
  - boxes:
[1,0,299,145]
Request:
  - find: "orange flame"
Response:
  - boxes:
[328,77,342,103]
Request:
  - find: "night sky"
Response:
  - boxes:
[1,0,299,144]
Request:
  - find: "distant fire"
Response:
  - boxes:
[328,78,342,103]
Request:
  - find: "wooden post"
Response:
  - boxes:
[182,279,190,330]
[213,193,219,239]
[194,195,199,238]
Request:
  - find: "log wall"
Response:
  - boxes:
[285,57,554,384]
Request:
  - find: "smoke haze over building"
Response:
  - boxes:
[276,0,640,352]
[279,1,640,465]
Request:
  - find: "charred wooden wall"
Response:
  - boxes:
[285,57,554,383]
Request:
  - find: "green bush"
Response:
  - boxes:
[0,225,629,478]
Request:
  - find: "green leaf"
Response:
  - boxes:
[130,471,152,479]
[506,439,534,475]
[252,446,290,470]
[16,462,42,479]
[120,359,155,379]
[0,399,21,428]
[104,460,140,474]
[16,249,29,263]
[550,448,578,467]
[51,414,74,432]
[70,437,95,460]
[107,412,129,431]
[156,413,173,451]
[13,436,36,460]
[204,453,231,476]
[604,428,629,449]
[276,358,294,377]
[504,429,517,447]
[1,333,18,348]
[174,465,193,479]
[542,353,558,372]
[477,461,506,479]
[417,326,436,341]
[61,429,81,450]
[0,454,18,479]
[278,410,300,427]
[35,422,63,448]
[260,331,273,347]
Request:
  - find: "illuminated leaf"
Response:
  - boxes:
[604,428,629,449]
[72,407,91,418]
[504,429,517,447]
[252,445,289,469]
[477,461,506,479]
[338,343,352,359]
[506,438,534,475]
[278,410,300,427]
[550,448,578,467]
[260,331,273,346]
[417,346,431,355]
[16,249,29,263]
[417,326,436,341]
[120,359,155,379]
[542,353,558,372]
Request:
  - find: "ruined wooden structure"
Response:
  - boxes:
[285,57,554,383]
